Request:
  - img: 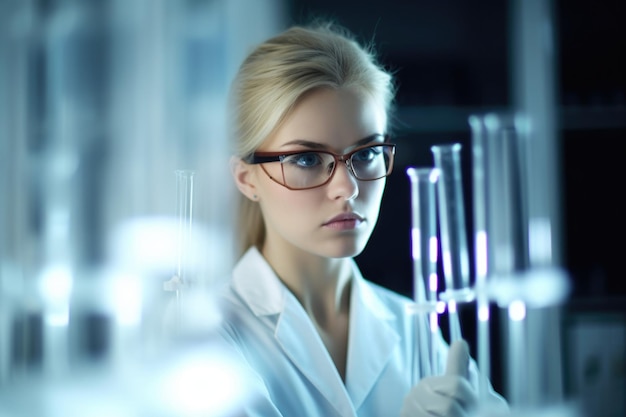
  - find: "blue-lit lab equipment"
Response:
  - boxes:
[0,0,597,415]
[403,1,577,415]
[0,0,284,415]
[406,167,440,377]
[431,143,475,344]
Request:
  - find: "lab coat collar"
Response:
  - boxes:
[346,263,400,410]
[232,247,356,415]
[232,246,285,316]
[231,247,400,416]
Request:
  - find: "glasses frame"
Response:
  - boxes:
[243,142,396,190]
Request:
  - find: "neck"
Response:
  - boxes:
[299,264,352,329]
[261,245,353,325]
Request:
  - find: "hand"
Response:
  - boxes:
[401,340,478,417]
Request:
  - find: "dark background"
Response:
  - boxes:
[286,0,626,398]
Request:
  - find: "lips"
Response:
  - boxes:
[323,212,365,230]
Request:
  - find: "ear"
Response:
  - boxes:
[230,156,259,202]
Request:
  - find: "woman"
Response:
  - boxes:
[220,21,507,417]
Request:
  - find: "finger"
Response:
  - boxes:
[445,339,470,378]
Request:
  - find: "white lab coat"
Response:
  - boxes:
[217,247,481,417]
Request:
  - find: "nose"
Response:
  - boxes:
[327,160,359,200]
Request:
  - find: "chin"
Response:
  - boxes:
[324,238,370,259]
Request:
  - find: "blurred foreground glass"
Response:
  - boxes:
[469,111,570,413]
[0,0,285,415]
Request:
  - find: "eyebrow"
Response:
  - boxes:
[281,133,386,150]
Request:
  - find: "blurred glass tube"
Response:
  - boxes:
[43,0,113,377]
[512,0,561,269]
[469,108,569,409]
[0,0,41,383]
[485,114,529,279]
[0,0,13,385]
[468,115,491,400]
[513,0,571,409]
[406,167,439,377]
[512,0,567,407]
[176,170,194,285]
[160,169,195,330]
[471,113,530,406]
[471,112,543,409]
[1,0,287,415]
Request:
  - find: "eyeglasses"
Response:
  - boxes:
[243,142,396,190]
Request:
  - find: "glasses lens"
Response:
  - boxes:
[278,144,394,189]
[280,152,335,189]
[350,144,393,180]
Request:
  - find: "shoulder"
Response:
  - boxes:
[215,278,261,337]
[214,259,281,351]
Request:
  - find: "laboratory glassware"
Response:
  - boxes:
[431,144,474,344]
[406,167,440,377]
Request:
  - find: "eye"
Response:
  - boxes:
[282,152,323,168]
[352,146,382,162]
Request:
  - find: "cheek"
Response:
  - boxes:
[362,180,386,209]
[260,184,318,220]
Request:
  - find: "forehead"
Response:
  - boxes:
[261,88,387,151]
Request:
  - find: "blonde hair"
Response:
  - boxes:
[230,21,396,257]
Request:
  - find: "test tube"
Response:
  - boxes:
[468,114,491,400]
[484,115,529,279]
[406,167,440,376]
[471,113,529,405]
[431,144,473,343]
[513,0,570,408]
[175,170,195,288]
[163,170,195,328]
